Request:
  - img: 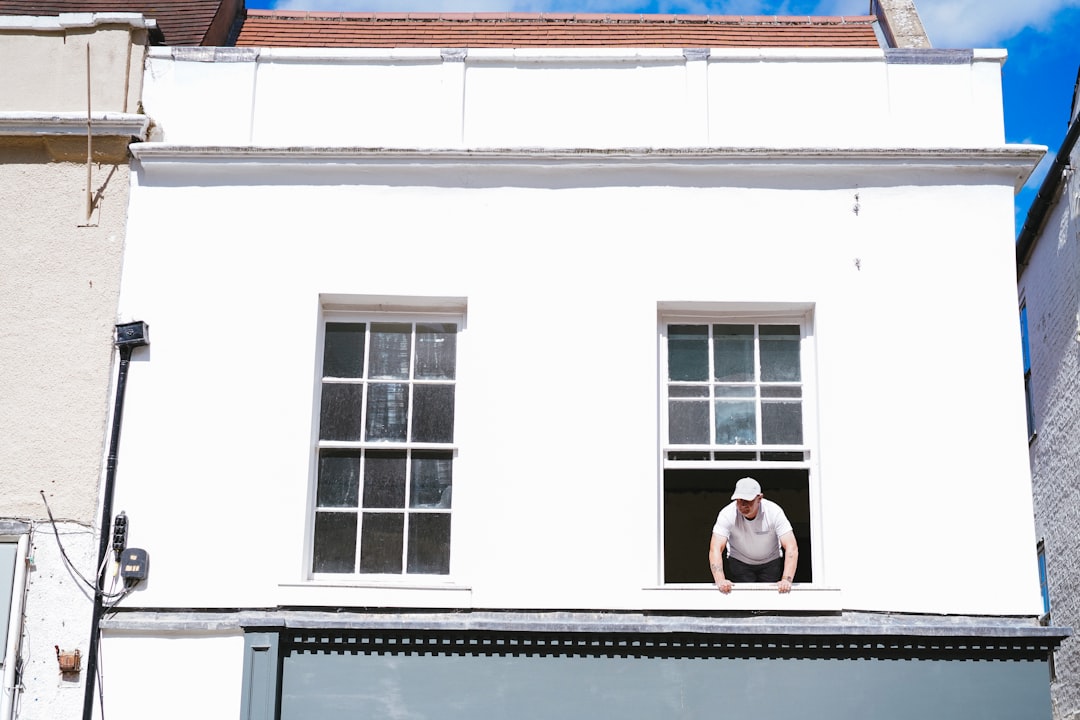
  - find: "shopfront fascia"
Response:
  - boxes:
[208,610,1070,720]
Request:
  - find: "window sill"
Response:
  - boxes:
[277,580,473,609]
[641,584,841,612]
[299,577,471,590]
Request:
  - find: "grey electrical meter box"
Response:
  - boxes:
[120,548,149,582]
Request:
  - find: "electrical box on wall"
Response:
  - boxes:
[115,321,149,348]
[119,548,148,584]
[55,647,81,673]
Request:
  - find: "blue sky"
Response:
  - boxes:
[246,0,1080,233]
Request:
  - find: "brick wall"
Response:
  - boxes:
[1020,144,1080,720]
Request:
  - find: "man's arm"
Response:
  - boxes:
[777,531,798,594]
[709,533,733,594]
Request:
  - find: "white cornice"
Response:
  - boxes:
[130,144,1046,193]
[129,144,1046,162]
[0,112,150,139]
[147,46,1007,66]
[0,13,157,32]
[130,143,1044,188]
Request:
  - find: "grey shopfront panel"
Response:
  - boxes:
[279,646,1050,720]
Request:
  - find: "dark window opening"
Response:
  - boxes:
[664,467,812,584]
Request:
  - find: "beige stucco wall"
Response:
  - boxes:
[0,151,129,522]
[0,17,149,113]
[1,13,147,523]
[0,15,147,719]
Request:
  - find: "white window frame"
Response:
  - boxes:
[308,298,465,582]
[0,529,29,720]
[657,303,821,586]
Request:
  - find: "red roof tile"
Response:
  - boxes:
[0,0,241,45]
[234,11,881,49]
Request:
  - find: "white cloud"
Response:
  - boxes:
[800,0,1080,46]
[915,0,1080,47]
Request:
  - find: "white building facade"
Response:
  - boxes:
[98,12,1065,719]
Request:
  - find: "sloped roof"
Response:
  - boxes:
[0,0,241,45]
[235,11,882,49]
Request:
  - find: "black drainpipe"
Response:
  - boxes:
[82,322,149,720]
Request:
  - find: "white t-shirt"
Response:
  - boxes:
[712,498,793,565]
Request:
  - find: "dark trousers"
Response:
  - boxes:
[726,555,784,583]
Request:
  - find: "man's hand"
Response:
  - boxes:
[709,536,732,594]
[777,577,792,594]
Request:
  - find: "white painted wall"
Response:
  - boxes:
[142,47,1010,150]
[12,526,96,720]
[111,47,1042,623]
[97,633,244,720]
[113,165,1039,615]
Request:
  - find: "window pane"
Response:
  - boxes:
[362,450,406,508]
[669,385,708,398]
[669,400,710,444]
[667,451,711,461]
[415,324,457,380]
[713,325,754,382]
[760,325,801,382]
[365,383,409,442]
[1038,545,1050,614]
[1020,306,1031,373]
[319,383,364,441]
[668,325,708,381]
[1025,376,1035,438]
[715,400,756,444]
[369,323,412,379]
[761,386,801,398]
[714,386,754,398]
[317,451,361,507]
[761,451,806,462]
[312,512,356,573]
[411,451,453,508]
[713,451,758,461]
[359,513,403,573]
[0,543,16,653]
[762,400,803,444]
[323,323,365,378]
[411,385,455,443]
[407,513,451,574]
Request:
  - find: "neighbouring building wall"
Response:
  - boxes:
[1019,122,1080,720]
[0,159,129,520]
[872,0,932,49]
[0,153,130,720]
[0,25,144,114]
[0,13,150,720]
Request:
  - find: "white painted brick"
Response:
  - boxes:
[1019,144,1080,720]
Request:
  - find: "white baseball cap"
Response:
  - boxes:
[731,477,762,501]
